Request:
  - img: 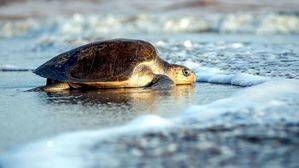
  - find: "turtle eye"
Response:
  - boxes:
[182,68,191,77]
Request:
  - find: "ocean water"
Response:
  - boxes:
[0,1,299,167]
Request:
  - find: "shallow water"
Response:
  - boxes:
[0,71,240,151]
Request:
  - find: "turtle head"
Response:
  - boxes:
[166,64,196,85]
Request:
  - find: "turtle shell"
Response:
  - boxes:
[34,39,158,82]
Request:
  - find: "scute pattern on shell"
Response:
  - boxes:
[34,39,158,82]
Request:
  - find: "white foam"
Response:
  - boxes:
[0,65,33,71]
[183,60,269,87]
[181,80,299,126]
[197,73,268,86]
[127,115,174,129]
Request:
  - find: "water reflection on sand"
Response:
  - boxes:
[43,85,196,115]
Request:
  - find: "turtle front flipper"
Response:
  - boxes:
[27,83,70,92]
[149,74,175,89]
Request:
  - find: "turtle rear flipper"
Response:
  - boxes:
[149,74,175,89]
[27,83,70,92]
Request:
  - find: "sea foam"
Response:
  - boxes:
[183,60,269,87]
[1,12,299,40]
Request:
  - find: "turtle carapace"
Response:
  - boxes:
[32,39,196,92]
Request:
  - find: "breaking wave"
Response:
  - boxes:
[1,12,299,39]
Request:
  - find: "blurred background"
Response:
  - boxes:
[1,0,299,40]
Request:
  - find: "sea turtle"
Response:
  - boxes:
[32,39,196,92]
